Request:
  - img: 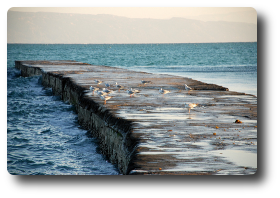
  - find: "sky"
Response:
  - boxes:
[9,7,253,18]
[7,7,257,43]
[8,7,257,23]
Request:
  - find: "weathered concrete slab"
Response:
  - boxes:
[15,60,257,175]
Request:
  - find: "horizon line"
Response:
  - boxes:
[7,41,257,45]
[7,10,257,24]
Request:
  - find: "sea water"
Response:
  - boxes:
[7,43,257,175]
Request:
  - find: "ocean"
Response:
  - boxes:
[7,43,257,175]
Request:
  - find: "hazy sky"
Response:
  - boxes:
[7,6,257,43]
[9,7,256,22]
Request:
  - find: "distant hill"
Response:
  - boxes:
[186,9,257,24]
[7,11,257,44]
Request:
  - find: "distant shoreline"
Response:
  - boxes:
[7,42,257,45]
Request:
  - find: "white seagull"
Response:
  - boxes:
[90,86,99,91]
[102,88,111,94]
[141,80,151,86]
[131,88,140,93]
[185,84,192,90]
[100,95,112,105]
[105,83,110,88]
[185,103,197,113]
[115,82,124,91]
[94,79,102,84]
[127,89,135,97]
[96,90,107,96]
[159,88,171,96]
[89,86,99,95]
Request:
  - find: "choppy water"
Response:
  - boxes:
[7,70,119,175]
[7,43,257,175]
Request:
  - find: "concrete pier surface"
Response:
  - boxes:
[15,60,257,175]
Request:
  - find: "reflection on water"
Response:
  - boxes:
[211,149,257,168]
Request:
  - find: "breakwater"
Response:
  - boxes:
[15,60,257,175]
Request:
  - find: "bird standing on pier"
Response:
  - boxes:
[159,88,170,96]
[102,88,111,94]
[89,86,99,95]
[141,80,151,86]
[115,82,124,91]
[185,103,197,113]
[96,90,107,96]
[127,88,140,97]
[105,83,110,88]
[100,95,112,105]
[131,88,140,94]
[94,79,102,84]
[185,84,192,90]
[127,89,135,97]
[90,86,99,91]
[185,84,192,94]
[185,84,192,93]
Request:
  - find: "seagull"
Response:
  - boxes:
[141,80,151,86]
[127,89,135,97]
[105,83,110,88]
[94,79,102,84]
[100,95,112,105]
[130,88,140,93]
[185,103,197,113]
[89,86,99,95]
[185,84,192,93]
[115,82,124,91]
[102,88,111,94]
[96,90,107,96]
[185,84,192,90]
[90,86,99,91]
[159,88,170,96]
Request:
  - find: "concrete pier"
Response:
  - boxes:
[15,60,257,175]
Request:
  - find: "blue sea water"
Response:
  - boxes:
[7,43,257,175]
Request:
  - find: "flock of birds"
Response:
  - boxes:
[88,79,197,113]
